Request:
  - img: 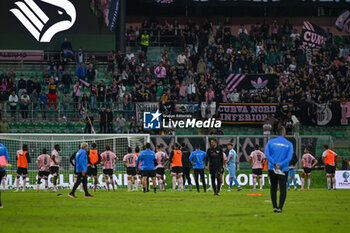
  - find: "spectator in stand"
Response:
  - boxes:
[30,89,38,113]
[75,48,85,66]
[154,62,166,79]
[140,30,150,55]
[99,106,107,133]
[61,70,72,94]
[0,118,9,133]
[17,75,27,98]
[116,114,126,133]
[87,64,96,84]
[38,90,48,120]
[61,37,73,60]
[107,50,116,74]
[48,56,56,77]
[238,24,248,45]
[230,89,240,103]
[73,81,82,108]
[126,50,135,61]
[8,91,18,120]
[61,92,71,119]
[0,87,7,113]
[20,92,30,119]
[106,107,113,133]
[76,63,87,81]
[263,119,273,135]
[89,81,97,111]
[123,90,132,120]
[97,80,106,108]
[177,51,187,66]
[48,79,58,109]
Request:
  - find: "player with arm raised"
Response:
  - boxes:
[265,127,293,213]
[206,139,224,195]
[287,153,298,191]
[300,148,318,191]
[36,149,51,192]
[0,142,9,208]
[189,145,207,193]
[322,144,339,190]
[50,144,61,192]
[15,144,31,192]
[167,143,183,191]
[136,143,157,193]
[100,145,118,191]
[123,147,138,192]
[249,144,266,191]
[155,145,168,191]
[87,143,100,192]
[226,143,242,192]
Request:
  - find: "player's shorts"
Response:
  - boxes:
[325,165,335,174]
[127,167,137,176]
[252,168,263,176]
[17,167,28,176]
[288,168,296,177]
[87,166,98,176]
[227,165,236,177]
[141,170,156,178]
[303,168,312,174]
[50,166,59,176]
[38,171,50,178]
[171,166,183,174]
[103,169,114,176]
[156,167,165,176]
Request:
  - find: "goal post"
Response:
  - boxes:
[0,134,150,190]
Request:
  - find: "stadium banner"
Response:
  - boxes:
[0,50,43,61]
[301,21,327,54]
[226,74,277,92]
[218,103,278,124]
[317,102,350,126]
[136,102,159,123]
[335,170,350,189]
[335,10,350,34]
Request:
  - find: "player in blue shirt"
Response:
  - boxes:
[189,145,207,193]
[69,142,93,198]
[136,143,157,193]
[265,127,293,213]
[226,143,242,191]
[0,143,9,208]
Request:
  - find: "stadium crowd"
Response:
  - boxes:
[0,18,350,133]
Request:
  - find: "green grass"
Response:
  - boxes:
[0,189,349,233]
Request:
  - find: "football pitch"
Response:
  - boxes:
[0,189,349,233]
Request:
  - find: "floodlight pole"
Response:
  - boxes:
[115,0,126,52]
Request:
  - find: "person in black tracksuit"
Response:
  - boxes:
[206,139,224,196]
[70,145,82,190]
[181,143,192,191]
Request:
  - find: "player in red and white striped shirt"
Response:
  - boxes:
[300,148,318,191]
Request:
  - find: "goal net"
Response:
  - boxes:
[0,134,150,190]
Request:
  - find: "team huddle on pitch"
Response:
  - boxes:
[3,138,339,197]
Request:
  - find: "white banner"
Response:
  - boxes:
[2,173,301,190]
[335,170,350,189]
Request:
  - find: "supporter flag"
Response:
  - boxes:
[108,0,120,31]
[301,21,327,52]
[335,10,350,34]
[225,74,276,92]
[90,0,119,31]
